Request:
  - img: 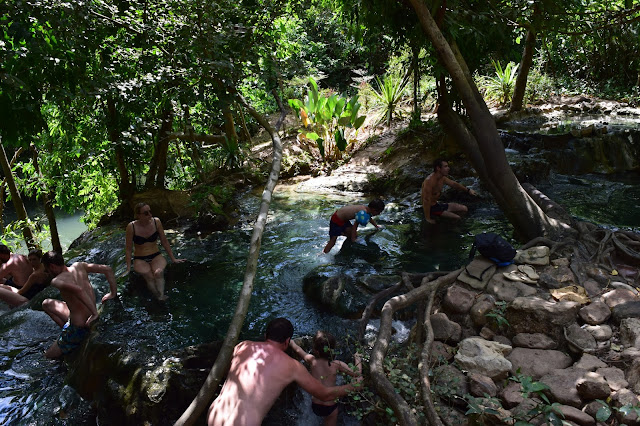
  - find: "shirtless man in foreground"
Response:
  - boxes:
[0,244,34,288]
[207,318,362,426]
[41,251,118,358]
[421,158,477,224]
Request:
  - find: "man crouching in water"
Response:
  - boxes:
[207,318,362,426]
[41,251,117,358]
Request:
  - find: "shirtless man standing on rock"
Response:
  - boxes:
[41,251,117,358]
[421,158,477,224]
[207,318,361,426]
[0,244,34,288]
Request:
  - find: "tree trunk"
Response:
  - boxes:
[0,141,36,248]
[408,0,573,241]
[412,44,420,119]
[175,92,286,426]
[146,108,173,189]
[106,97,135,201]
[510,25,537,112]
[222,104,239,145]
[30,144,62,254]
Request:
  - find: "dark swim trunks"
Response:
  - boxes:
[430,203,449,217]
[22,280,50,300]
[312,402,338,417]
[5,277,19,289]
[57,321,90,355]
[329,212,353,237]
[134,252,162,263]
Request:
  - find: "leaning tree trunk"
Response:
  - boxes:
[407,0,573,241]
[146,108,173,189]
[30,144,62,254]
[510,24,537,112]
[0,141,36,248]
[106,97,136,201]
[174,91,286,426]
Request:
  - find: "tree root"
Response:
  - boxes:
[369,269,462,426]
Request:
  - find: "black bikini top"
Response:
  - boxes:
[132,219,159,245]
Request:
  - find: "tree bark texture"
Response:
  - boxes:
[175,94,285,426]
[510,25,537,112]
[30,144,62,254]
[0,142,36,248]
[106,97,135,201]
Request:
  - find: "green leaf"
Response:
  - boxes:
[353,115,366,130]
[317,138,325,158]
[305,132,319,141]
[335,129,347,151]
[596,405,612,421]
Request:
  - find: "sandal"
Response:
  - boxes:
[518,264,539,280]
[503,271,537,285]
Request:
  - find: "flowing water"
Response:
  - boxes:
[1,126,639,424]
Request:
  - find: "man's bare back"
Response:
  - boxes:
[0,254,33,287]
[53,263,99,327]
[208,341,301,426]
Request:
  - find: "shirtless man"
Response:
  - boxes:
[41,251,118,358]
[0,244,34,288]
[207,318,361,426]
[421,158,476,224]
[323,199,385,253]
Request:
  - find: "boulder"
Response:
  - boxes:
[576,371,612,400]
[468,373,498,397]
[612,302,640,324]
[506,297,580,342]
[458,257,496,290]
[487,273,538,302]
[578,301,611,325]
[620,318,640,349]
[454,337,512,380]
[512,333,557,350]
[431,313,462,343]
[442,284,478,315]
[539,367,588,408]
[573,353,608,371]
[564,323,597,354]
[583,324,613,342]
[433,364,468,405]
[469,295,496,327]
[555,404,596,426]
[507,348,573,379]
[514,246,550,266]
[595,367,629,392]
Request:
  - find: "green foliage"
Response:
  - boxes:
[1,218,50,251]
[485,300,509,332]
[288,77,366,161]
[347,343,423,425]
[477,60,520,105]
[593,398,640,423]
[370,74,410,126]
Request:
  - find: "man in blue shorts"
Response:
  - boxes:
[421,158,476,224]
[41,251,117,358]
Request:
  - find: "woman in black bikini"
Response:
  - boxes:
[0,249,52,308]
[125,203,184,300]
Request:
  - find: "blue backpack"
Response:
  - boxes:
[469,232,516,266]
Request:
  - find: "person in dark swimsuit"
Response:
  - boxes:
[124,202,185,300]
[0,249,52,308]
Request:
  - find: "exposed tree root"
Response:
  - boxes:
[369,269,462,426]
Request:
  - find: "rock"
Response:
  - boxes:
[583,400,612,422]
[582,279,602,299]
[434,403,469,426]
[454,337,512,380]
[357,274,401,293]
[512,333,557,350]
[302,267,369,317]
[612,301,640,323]
[470,295,496,327]
[583,324,613,342]
[465,396,512,425]
[577,372,612,400]
[620,318,640,349]
[579,301,611,325]
[487,273,538,302]
[468,373,498,397]
[506,297,580,342]
[507,348,573,379]
[627,358,640,394]
[431,313,462,343]
[514,246,550,265]
[458,257,496,290]
[611,281,640,295]
[540,367,588,408]
[552,258,570,267]
[555,404,596,426]
[565,323,597,354]
[574,354,608,371]
[611,389,640,425]
[430,341,456,366]
[595,367,629,391]
[442,284,478,315]
[433,364,468,405]
[602,288,639,308]
[479,326,495,340]
[500,381,524,408]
